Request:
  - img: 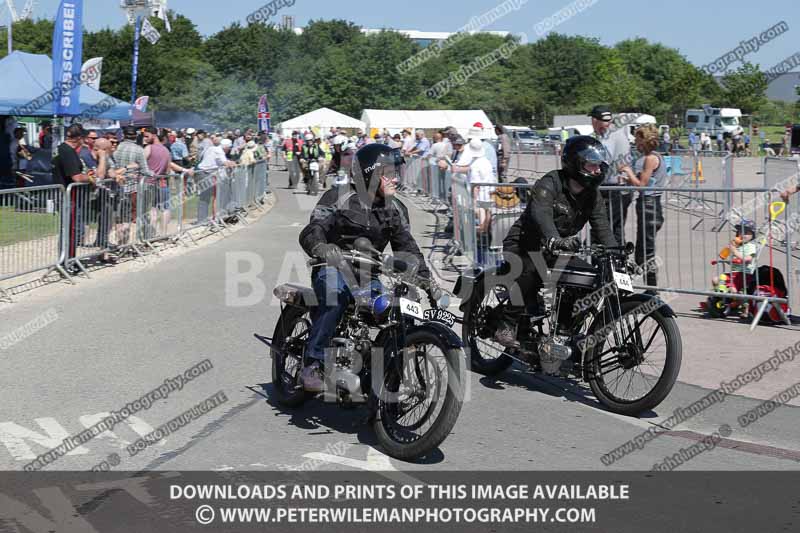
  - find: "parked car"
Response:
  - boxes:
[513,129,543,152]
[504,126,543,152]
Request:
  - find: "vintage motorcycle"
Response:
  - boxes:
[260,238,465,460]
[307,160,321,195]
[456,243,682,416]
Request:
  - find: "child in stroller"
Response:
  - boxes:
[706,222,790,322]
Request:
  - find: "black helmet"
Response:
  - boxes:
[561,135,610,189]
[735,220,756,238]
[353,143,402,192]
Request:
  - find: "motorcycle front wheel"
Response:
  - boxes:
[585,300,682,416]
[373,330,465,460]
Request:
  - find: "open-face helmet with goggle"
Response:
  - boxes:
[353,143,403,193]
[561,135,611,189]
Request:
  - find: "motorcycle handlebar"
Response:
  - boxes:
[308,250,427,280]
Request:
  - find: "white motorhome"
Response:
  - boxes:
[685,106,743,136]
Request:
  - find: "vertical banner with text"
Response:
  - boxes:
[258,94,271,133]
[131,16,142,104]
[52,0,84,116]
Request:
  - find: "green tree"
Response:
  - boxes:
[720,62,768,114]
[0,18,54,59]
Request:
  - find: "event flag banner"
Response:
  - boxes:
[131,16,142,103]
[52,0,84,116]
[258,94,271,133]
[141,17,162,45]
[159,6,172,32]
[80,57,103,91]
[134,96,150,112]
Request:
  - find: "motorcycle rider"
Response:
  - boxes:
[326,134,347,177]
[300,132,323,192]
[298,143,438,391]
[493,135,618,347]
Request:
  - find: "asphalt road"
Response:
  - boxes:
[1,168,799,474]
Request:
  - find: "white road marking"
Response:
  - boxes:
[0,418,89,460]
[0,414,158,461]
[303,446,397,471]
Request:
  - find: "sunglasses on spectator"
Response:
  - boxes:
[87,136,98,140]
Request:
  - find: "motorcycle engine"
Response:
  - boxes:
[330,337,371,404]
[537,335,573,376]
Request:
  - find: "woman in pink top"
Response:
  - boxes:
[143,128,194,238]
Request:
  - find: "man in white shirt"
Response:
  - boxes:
[589,105,636,247]
[452,135,497,265]
[196,134,236,222]
[428,132,451,201]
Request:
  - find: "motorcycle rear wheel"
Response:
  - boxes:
[270,305,312,407]
[461,279,515,376]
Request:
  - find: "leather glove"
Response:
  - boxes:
[312,243,344,267]
[420,277,443,302]
[546,236,582,253]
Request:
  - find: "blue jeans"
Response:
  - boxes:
[305,267,384,361]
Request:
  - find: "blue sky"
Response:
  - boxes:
[7,0,800,72]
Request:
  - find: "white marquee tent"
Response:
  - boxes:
[360,109,497,139]
[278,107,366,136]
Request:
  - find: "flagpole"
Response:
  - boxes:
[131,15,142,104]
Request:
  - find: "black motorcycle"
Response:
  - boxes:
[261,238,465,460]
[457,243,682,416]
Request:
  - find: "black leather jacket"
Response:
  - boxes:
[299,186,431,279]
[503,169,617,253]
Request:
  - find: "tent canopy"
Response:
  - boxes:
[0,52,132,120]
[361,109,496,139]
[279,107,365,136]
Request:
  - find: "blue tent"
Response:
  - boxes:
[0,51,132,120]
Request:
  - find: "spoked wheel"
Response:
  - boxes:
[461,280,514,375]
[270,305,312,407]
[373,330,464,460]
[706,296,729,318]
[586,300,682,415]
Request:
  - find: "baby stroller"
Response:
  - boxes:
[702,213,790,324]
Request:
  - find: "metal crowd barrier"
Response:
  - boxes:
[763,157,799,190]
[254,159,269,200]
[402,155,426,194]
[135,174,185,250]
[1,162,272,294]
[63,180,116,274]
[0,185,69,297]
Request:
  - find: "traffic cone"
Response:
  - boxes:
[697,160,705,183]
[691,161,697,183]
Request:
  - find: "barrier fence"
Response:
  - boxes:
[0,185,69,293]
[0,161,270,299]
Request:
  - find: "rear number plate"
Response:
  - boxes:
[423,309,456,327]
